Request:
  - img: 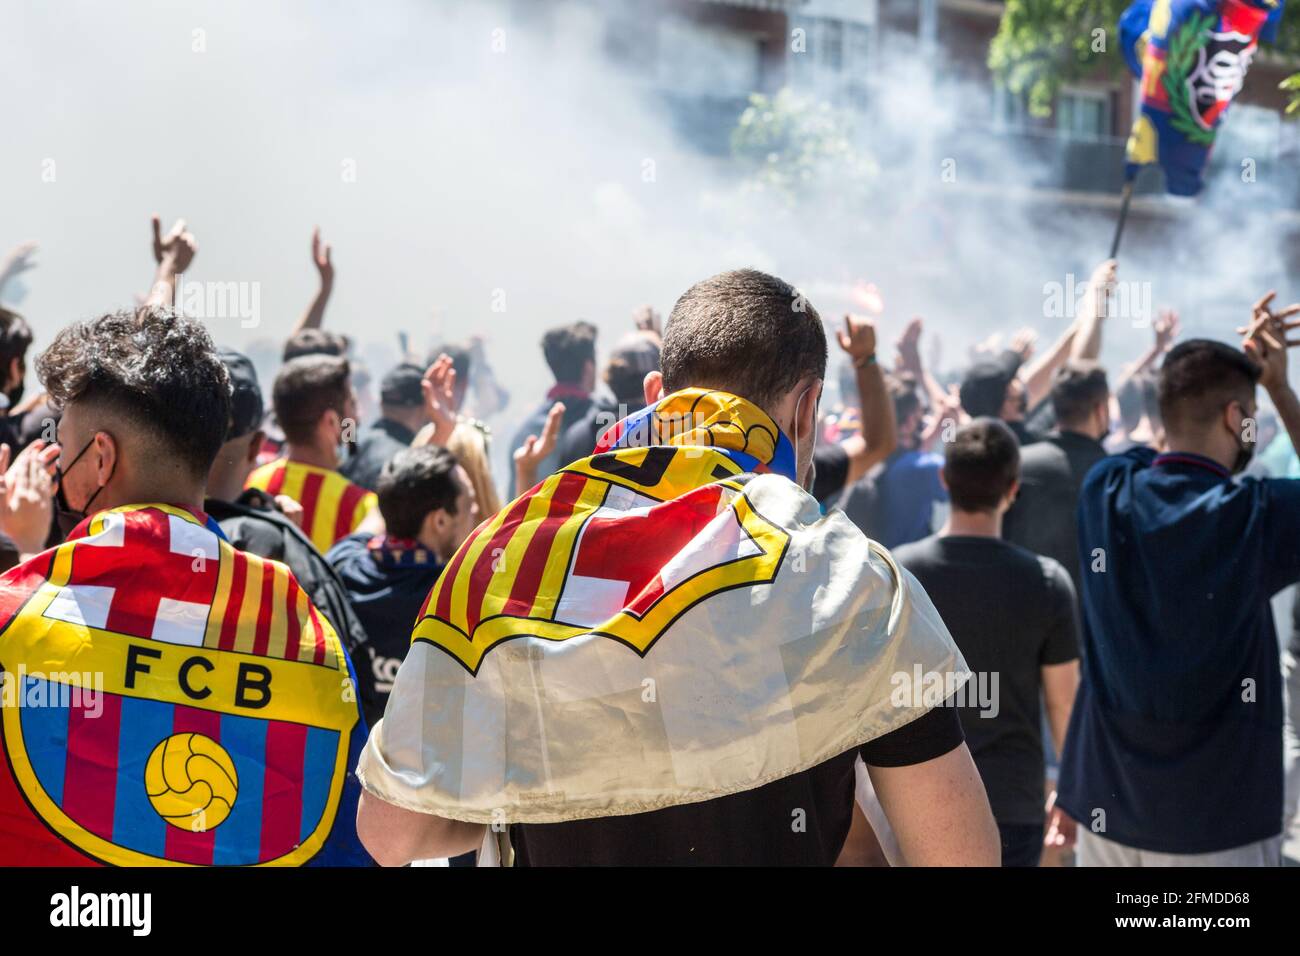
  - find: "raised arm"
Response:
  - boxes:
[1242,291,1300,454]
[290,227,335,336]
[834,314,896,485]
[0,241,38,304]
[1068,258,1118,363]
[146,215,197,308]
[896,316,947,410]
[1020,317,1080,408]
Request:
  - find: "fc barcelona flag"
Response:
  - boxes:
[358,389,967,824]
[1121,0,1284,195]
[0,504,369,865]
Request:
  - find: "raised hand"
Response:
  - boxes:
[1241,291,1300,394]
[421,353,459,444]
[151,215,197,273]
[837,314,877,367]
[633,305,662,343]
[1154,307,1180,353]
[513,402,565,492]
[0,241,39,286]
[1009,327,1038,362]
[895,316,924,376]
[0,440,58,556]
[310,227,334,287]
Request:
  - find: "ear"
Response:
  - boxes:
[795,378,823,436]
[320,407,341,438]
[94,431,118,486]
[420,508,447,541]
[643,370,663,407]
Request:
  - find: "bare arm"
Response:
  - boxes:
[896,316,947,410]
[0,241,38,303]
[1041,660,1079,756]
[356,790,487,865]
[290,227,334,336]
[1242,291,1300,453]
[837,314,896,483]
[1021,319,1079,408]
[146,215,196,308]
[1068,258,1117,363]
[867,742,1000,866]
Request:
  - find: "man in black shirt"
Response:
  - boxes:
[1002,361,1110,593]
[340,362,430,492]
[359,269,999,867]
[895,418,1080,866]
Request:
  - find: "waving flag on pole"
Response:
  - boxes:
[0,504,368,865]
[358,388,968,824]
[1121,0,1283,195]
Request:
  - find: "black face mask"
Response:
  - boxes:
[4,379,23,409]
[54,435,108,538]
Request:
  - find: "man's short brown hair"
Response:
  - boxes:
[660,269,828,411]
[1157,339,1259,436]
[37,306,231,480]
[273,354,352,445]
[1050,361,1109,428]
[943,417,1020,513]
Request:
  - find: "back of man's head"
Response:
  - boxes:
[541,322,597,385]
[376,445,462,539]
[1050,360,1109,430]
[1115,374,1146,432]
[1157,339,1259,438]
[428,343,472,383]
[887,372,922,424]
[283,328,349,362]
[37,306,231,481]
[0,306,33,369]
[660,269,828,412]
[273,354,351,445]
[605,334,661,407]
[943,417,1020,513]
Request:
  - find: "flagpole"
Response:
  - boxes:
[1108,180,1135,259]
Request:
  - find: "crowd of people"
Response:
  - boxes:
[0,217,1298,868]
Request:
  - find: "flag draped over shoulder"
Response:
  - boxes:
[0,504,368,866]
[1121,0,1283,196]
[246,458,377,553]
[358,388,968,824]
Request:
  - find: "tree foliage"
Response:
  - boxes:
[729,89,877,206]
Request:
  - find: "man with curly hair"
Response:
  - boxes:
[0,306,371,866]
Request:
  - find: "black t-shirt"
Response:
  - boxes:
[1002,430,1107,596]
[510,702,963,866]
[893,534,1079,825]
[339,418,417,493]
[810,443,850,504]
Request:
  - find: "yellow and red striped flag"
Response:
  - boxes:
[245,458,376,554]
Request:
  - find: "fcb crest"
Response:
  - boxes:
[413,447,792,675]
[0,504,359,866]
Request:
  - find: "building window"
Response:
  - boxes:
[1056,88,1111,140]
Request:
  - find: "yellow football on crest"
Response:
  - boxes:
[144,732,238,831]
